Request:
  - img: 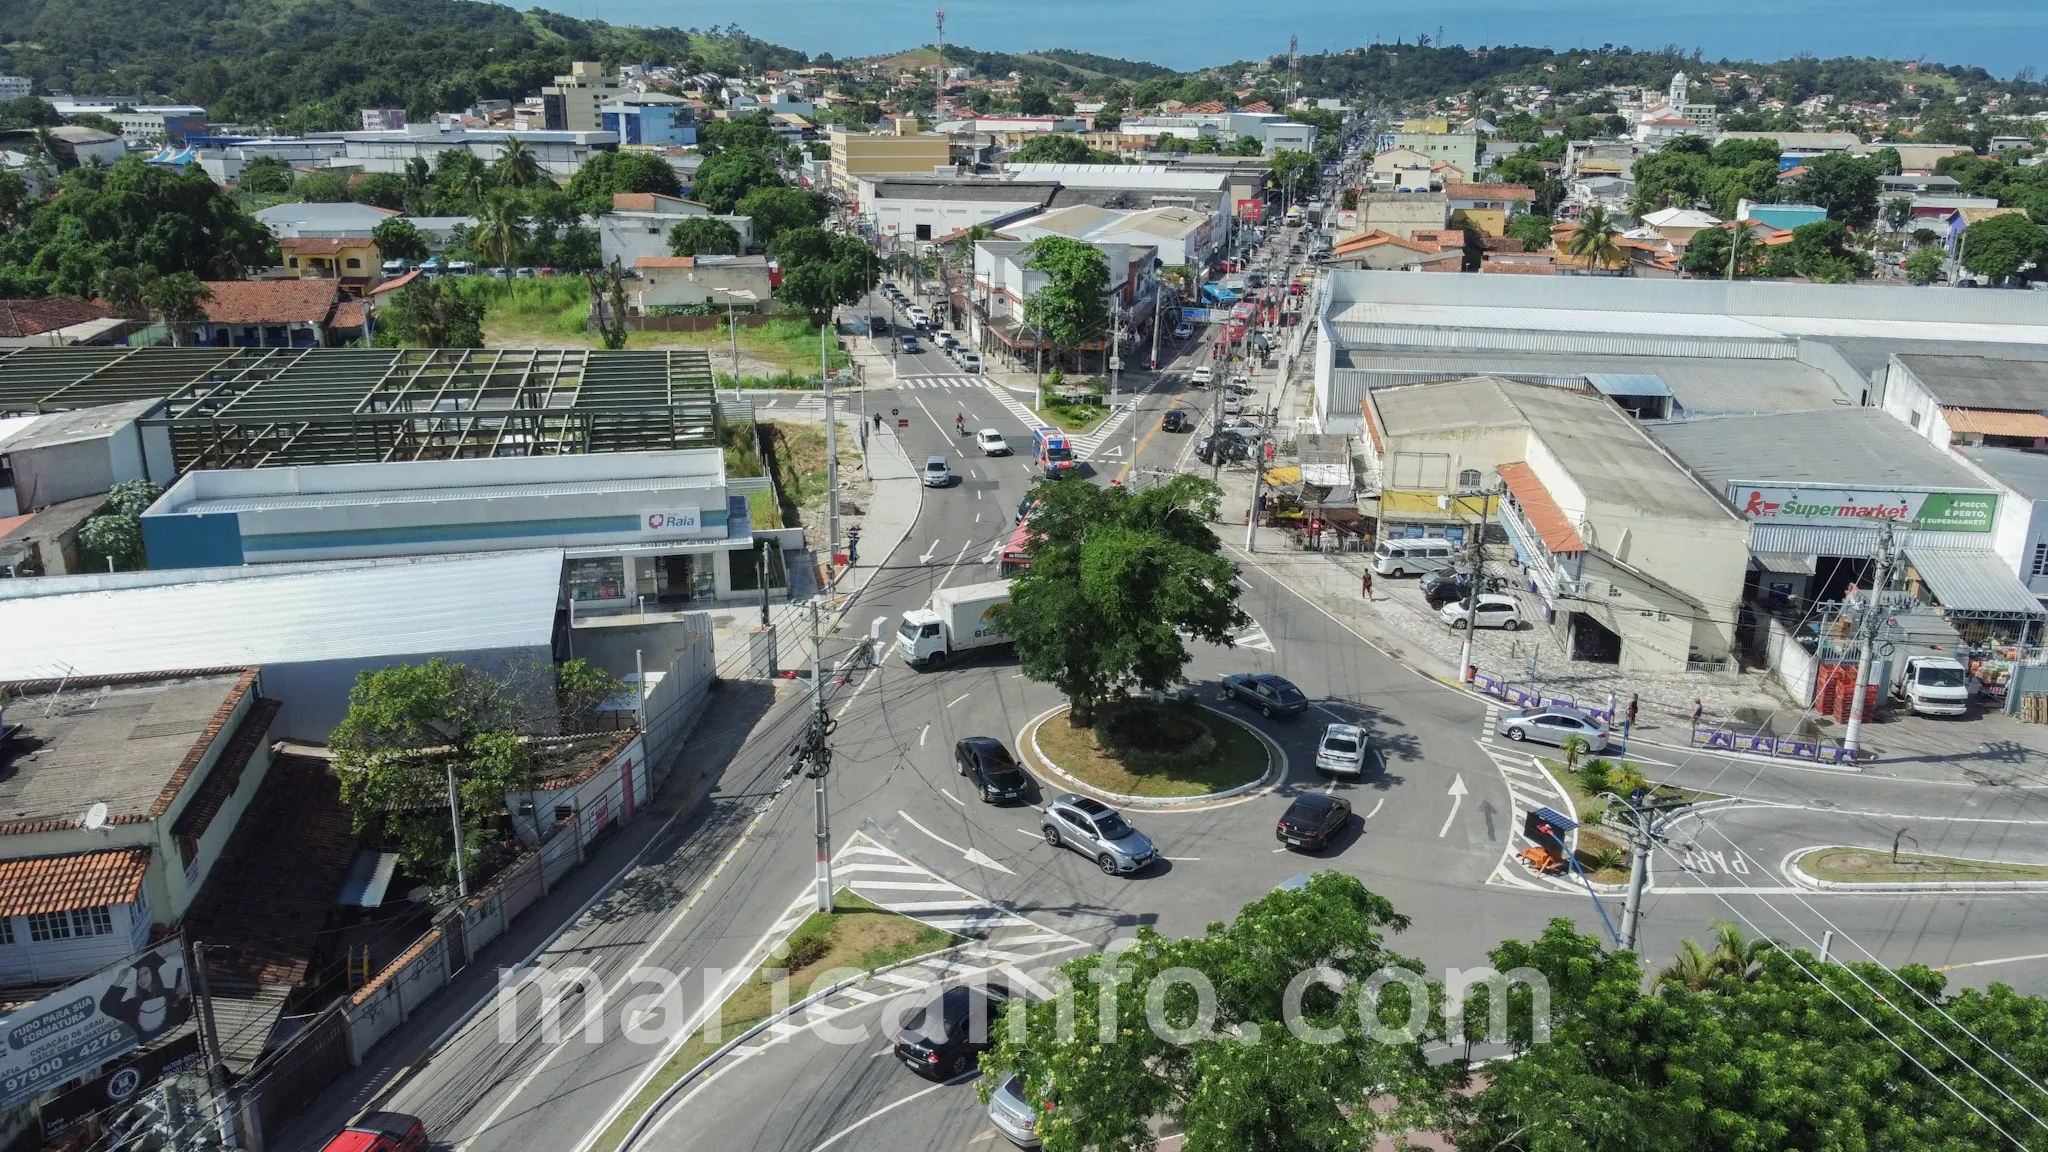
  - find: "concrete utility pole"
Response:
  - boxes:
[807,599,835,912]
[1453,483,1502,683]
[822,324,840,556]
[445,761,468,898]
[1603,791,1680,952]
[1844,519,1897,758]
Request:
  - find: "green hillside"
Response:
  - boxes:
[0,0,805,131]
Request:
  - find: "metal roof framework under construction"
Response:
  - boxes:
[0,346,720,471]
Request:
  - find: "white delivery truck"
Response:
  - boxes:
[1893,655,1973,717]
[896,579,1012,668]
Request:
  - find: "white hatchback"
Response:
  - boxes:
[975,429,1010,456]
[1190,366,1213,385]
[1440,593,1522,630]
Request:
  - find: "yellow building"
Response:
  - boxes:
[1402,118,1451,134]
[1443,182,1535,238]
[828,128,952,193]
[279,237,382,290]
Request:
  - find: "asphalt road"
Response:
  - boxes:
[337,245,2048,1152]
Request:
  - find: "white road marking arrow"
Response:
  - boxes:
[1095,444,1125,458]
[1438,775,1468,839]
[962,848,1015,874]
[920,539,941,563]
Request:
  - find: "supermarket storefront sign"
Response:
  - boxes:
[1729,485,1998,533]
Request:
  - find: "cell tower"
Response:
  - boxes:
[1288,35,1298,109]
[935,8,947,113]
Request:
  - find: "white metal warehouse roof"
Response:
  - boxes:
[1905,548,2047,617]
[0,550,563,682]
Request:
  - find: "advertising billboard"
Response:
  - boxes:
[1728,486,1998,533]
[0,941,193,1111]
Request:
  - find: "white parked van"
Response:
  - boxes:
[1893,655,1973,717]
[1371,539,1456,577]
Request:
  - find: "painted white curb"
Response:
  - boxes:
[1781,845,2048,894]
[1021,703,1286,810]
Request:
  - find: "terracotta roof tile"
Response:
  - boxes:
[1497,462,1586,553]
[634,255,696,268]
[612,192,659,212]
[198,281,339,326]
[0,847,151,917]
[330,301,367,330]
[1482,261,1560,275]
[367,268,421,296]
[1943,408,2048,437]
[0,297,115,339]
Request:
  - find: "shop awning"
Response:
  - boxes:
[1752,551,1817,575]
[1906,548,2048,618]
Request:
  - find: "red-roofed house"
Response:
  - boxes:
[189,280,349,348]
[1443,182,1535,237]
[1324,229,1463,272]
[0,297,137,347]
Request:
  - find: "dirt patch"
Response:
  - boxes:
[592,890,955,1152]
[1033,701,1267,798]
[761,421,860,528]
[1572,827,1633,885]
[1804,848,2048,884]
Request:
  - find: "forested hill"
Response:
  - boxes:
[0,0,807,132]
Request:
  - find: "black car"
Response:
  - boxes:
[1221,672,1309,718]
[1276,793,1352,852]
[956,737,1031,803]
[1421,570,1504,609]
[869,315,891,335]
[1196,432,1252,465]
[894,984,1012,1079]
[1161,410,1189,433]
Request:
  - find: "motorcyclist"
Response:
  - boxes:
[955,413,966,435]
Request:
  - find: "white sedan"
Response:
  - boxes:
[1440,593,1523,630]
[975,429,1011,456]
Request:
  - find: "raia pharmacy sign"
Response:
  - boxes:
[1728,485,1998,533]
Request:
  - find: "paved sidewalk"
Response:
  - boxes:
[709,412,922,673]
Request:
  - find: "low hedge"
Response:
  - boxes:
[1092,699,1218,773]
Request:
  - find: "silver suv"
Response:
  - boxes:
[1040,794,1156,874]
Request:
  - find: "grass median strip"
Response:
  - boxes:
[1803,848,2048,884]
[593,891,958,1152]
[1034,701,1267,798]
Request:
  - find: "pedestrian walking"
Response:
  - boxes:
[872,412,882,432]
[1361,569,1373,601]
[1692,697,1704,726]
[1626,693,1639,730]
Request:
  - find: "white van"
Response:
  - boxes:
[1371,539,1456,577]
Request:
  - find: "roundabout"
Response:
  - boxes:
[1020,697,1286,809]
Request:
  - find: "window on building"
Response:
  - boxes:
[1459,469,1482,488]
[0,917,13,945]
[27,911,71,941]
[71,907,113,937]
[346,258,361,269]
[287,257,299,268]
[567,557,626,602]
[2032,542,2048,579]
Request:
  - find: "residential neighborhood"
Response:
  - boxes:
[4,11,2048,1152]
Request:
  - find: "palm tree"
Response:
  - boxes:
[143,273,214,347]
[403,156,432,215]
[493,138,543,190]
[1559,735,1591,771]
[1565,205,1623,270]
[472,193,529,272]
[1724,223,1761,280]
[1707,920,1774,981]
[1653,938,1718,993]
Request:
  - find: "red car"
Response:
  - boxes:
[319,1113,427,1152]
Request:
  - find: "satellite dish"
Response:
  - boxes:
[81,802,108,832]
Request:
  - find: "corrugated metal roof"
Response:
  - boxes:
[1898,355,2048,409]
[1652,409,1981,490]
[1585,373,1673,398]
[1332,351,1850,415]
[1331,321,1795,361]
[1959,446,2048,501]
[1751,524,1997,555]
[173,474,720,516]
[1906,548,2047,617]
[0,550,562,682]
[1331,301,1786,341]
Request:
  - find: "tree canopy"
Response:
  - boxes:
[1962,211,2048,280]
[1792,152,1884,228]
[1012,134,1097,165]
[565,150,683,216]
[377,278,484,347]
[1021,235,1111,370]
[994,474,1246,724]
[692,147,784,215]
[667,216,742,258]
[733,185,825,247]
[767,226,877,327]
[371,217,430,265]
[0,157,275,298]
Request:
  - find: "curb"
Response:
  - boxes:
[1780,846,2048,894]
[616,940,978,1152]
[1020,703,1287,811]
[1530,755,1627,893]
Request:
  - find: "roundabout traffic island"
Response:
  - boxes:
[1788,846,2048,890]
[1026,697,1277,805]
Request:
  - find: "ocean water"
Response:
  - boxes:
[561,0,2047,79]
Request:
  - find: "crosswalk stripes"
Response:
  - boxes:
[718,832,1090,1063]
[1228,618,1275,653]
[889,374,989,390]
[1478,743,1585,893]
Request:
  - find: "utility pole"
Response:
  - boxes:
[1209,380,1224,484]
[728,299,739,379]
[806,599,835,912]
[822,324,840,558]
[446,762,468,898]
[187,939,237,1148]
[1245,458,1263,551]
[934,8,947,115]
[1845,519,1896,758]
[1454,483,1501,683]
